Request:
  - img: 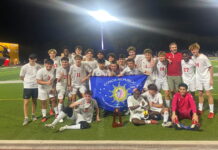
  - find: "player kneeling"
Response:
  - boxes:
[142,84,172,127]
[127,89,158,126]
[45,91,100,131]
[171,83,200,130]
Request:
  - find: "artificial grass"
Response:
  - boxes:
[0,82,217,140]
[0,66,21,81]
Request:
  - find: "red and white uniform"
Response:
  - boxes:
[56,66,68,99]
[155,60,169,91]
[181,60,196,92]
[172,92,197,119]
[192,54,212,91]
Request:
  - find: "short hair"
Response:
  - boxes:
[182,50,191,56]
[75,45,83,51]
[61,57,69,62]
[84,90,92,96]
[44,58,54,65]
[178,83,188,90]
[119,54,126,59]
[143,48,152,54]
[169,42,177,48]
[108,53,116,58]
[85,48,94,54]
[188,42,200,51]
[127,46,136,52]
[147,84,158,91]
[97,59,105,64]
[74,55,83,60]
[158,51,166,57]
[29,54,37,59]
[126,58,135,63]
[48,49,57,54]
[97,51,105,55]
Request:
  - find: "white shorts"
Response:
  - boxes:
[196,80,213,91]
[183,79,196,92]
[38,88,55,101]
[143,77,155,90]
[56,87,66,100]
[155,79,169,91]
[130,113,145,122]
[69,85,87,96]
[150,107,162,113]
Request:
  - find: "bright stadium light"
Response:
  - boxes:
[88,10,119,50]
[88,10,119,22]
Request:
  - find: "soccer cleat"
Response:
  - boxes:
[150,120,159,124]
[32,115,37,121]
[41,117,48,123]
[22,118,29,126]
[49,109,54,116]
[59,125,68,132]
[45,124,55,129]
[197,110,203,115]
[162,121,173,127]
[59,119,64,123]
[208,112,215,119]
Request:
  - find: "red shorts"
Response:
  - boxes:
[177,109,193,120]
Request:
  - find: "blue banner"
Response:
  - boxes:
[90,75,148,111]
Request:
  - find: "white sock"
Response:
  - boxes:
[58,103,63,114]
[198,103,203,111]
[145,120,151,124]
[24,117,28,119]
[163,111,169,123]
[54,107,58,115]
[165,100,170,108]
[209,104,214,113]
[65,124,81,130]
[42,109,47,117]
[51,111,66,126]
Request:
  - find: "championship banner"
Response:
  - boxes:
[90,75,148,111]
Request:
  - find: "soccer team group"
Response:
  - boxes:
[20,42,214,131]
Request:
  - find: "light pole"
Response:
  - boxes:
[88,10,119,50]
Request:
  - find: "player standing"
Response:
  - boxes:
[20,54,41,126]
[189,43,214,118]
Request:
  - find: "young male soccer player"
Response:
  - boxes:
[83,49,98,70]
[181,50,196,96]
[72,45,83,63]
[92,59,109,76]
[118,58,142,76]
[155,51,171,108]
[48,49,60,69]
[45,91,100,131]
[126,46,144,68]
[117,54,126,71]
[36,59,55,122]
[20,54,41,126]
[107,53,116,66]
[171,83,199,130]
[68,55,92,102]
[127,89,158,125]
[108,62,120,76]
[142,84,171,127]
[139,49,156,90]
[56,57,70,122]
[189,43,214,118]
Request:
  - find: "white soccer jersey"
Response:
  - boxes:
[92,67,109,76]
[52,56,61,69]
[127,95,148,122]
[155,60,167,80]
[192,54,212,82]
[74,98,98,124]
[134,54,144,69]
[142,91,163,112]
[69,63,92,86]
[139,58,156,80]
[20,63,41,88]
[181,59,195,83]
[121,67,142,75]
[83,60,98,70]
[36,68,55,90]
[56,66,68,88]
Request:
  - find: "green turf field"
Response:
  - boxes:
[0,66,21,81]
[0,61,217,140]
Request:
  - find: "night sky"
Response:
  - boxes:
[1,0,218,61]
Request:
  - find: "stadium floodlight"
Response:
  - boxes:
[88,10,119,50]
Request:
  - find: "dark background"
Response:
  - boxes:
[1,0,218,61]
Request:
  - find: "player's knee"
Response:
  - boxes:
[131,118,140,126]
[205,91,212,97]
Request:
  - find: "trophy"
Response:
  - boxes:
[112,107,123,128]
